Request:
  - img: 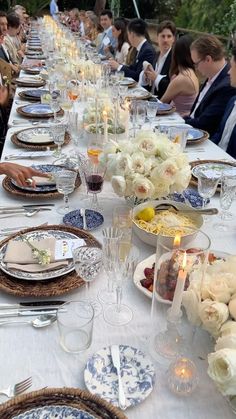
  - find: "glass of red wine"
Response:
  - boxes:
[84,160,106,210]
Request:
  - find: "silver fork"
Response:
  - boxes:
[0,376,32,398]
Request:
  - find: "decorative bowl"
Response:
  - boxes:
[84,123,126,142]
[132,199,203,247]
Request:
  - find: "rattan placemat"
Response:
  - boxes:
[187,129,209,145]
[11,130,70,151]
[156,106,176,116]
[16,106,64,119]
[189,159,236,190]
[0,387,127,419]
[2,169,80,200]
[0,224,101,297]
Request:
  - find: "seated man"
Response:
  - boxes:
[0,11,19,75]
[97,9,116,56]
[109,18,156,82]
[5,13,22,65]
[184,34,236,136]
[139,20,176,98]
[211,47,236,158]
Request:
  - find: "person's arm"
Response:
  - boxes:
[160,75,182,103]
[0,86,8,105]
[120,48,156,82]
[0,163,50,187]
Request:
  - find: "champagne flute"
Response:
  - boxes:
[54,169,77,214]
[214,174,236,231]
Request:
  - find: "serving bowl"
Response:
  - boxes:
[132,199,203,247]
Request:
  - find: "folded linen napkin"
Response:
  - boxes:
[32,176,56,186]
[3,237,69,272]
[142,60,153,71]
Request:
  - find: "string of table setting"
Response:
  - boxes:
[0,15,236,418]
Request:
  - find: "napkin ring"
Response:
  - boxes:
[26,178,33,185]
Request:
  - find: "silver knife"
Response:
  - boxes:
[0,309,60,318]
[0,300,65,310]
[110,345,126,410]
[0,208,52,214]
[0,204,54,210]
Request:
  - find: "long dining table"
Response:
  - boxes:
[0,70,235,418]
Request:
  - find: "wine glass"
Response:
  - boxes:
[49,95,61,122]
[103,245,139,326]
[136,101,147,129]
[54,169,77,214]
[146,101,158,127]
[84,161,106,210]
[58,89,73,116]
[87,137,103,165]
[67,80,80,109]
[51,124,66,158]
[197,170,220,219]
[72,246,103,316]
[214,174,236,231]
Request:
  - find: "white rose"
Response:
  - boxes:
[105,154,119,179]
[135,130,157,143]
[208,349,236,395]
[199,299,229,337]
[224,273,236,295]
[205,275,231,304]
[111,175,126,197]
[116,153,133,175]
[132,176,155,199]
[137,136,158,156]
[215,334,236,351]
[131,152,146,174]
[229,299,236,320]
[172,166,192,192]
[158,140,180,159]
[220,321,236,336]
[151,159,178,186]
[182,289,202,326]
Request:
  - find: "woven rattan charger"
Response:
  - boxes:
[11,130,70,151]
[0,387,127,419]
[0,224,100,297]
[16,106,64,119]
[187,129,209,145]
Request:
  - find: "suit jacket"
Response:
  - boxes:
[121,40,156,82]
[184,63,236,136]
[0,46,10,63]
[211,96,236,158]
[152,49,172,98]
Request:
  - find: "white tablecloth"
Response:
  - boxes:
[0,86,235,418]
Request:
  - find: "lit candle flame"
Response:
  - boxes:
[103,110,108,119]
[173,234,181,248]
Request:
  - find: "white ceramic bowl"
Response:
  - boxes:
[84,123,126,142]
[132,199,203,247]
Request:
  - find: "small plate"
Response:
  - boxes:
[84,345,155,408]
[133,251,229,301]
[192,161,236,179]
[24,67,42,74]
[169,187,209,208]
[19,103,53,116]
[157,103,172,111]
[0,229,77,281]
[16,77,43,84]
[120,77,136,86]
[187,128,205,141]
[126,88,151,100]
[11,164,59,192]
[63,209,104,231]
[12,405,96,419]
[17,127,54,145]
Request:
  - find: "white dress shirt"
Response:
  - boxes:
[190,64,226,118]
[218,101,236,151]
[138,48,170,91]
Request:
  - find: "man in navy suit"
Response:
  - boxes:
[98,10,116,56]
[139,20,176,98]
[184,35,236,136]
[109,18,156,82]
[211,47,236,158]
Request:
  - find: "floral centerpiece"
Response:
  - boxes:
[100,130,191,200]
[182,255,236,398]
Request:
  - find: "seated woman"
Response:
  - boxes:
[105,18,129,64]
[83,14,103,46]
[160,35,199,116]
[68,8,80,32]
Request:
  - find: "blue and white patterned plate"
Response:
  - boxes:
[63,209,104,231]
[17,127,54,145]
[12,405,96,418]
[120,77,135,86]
[20,104,53,116]
[157,102,172,111]
[187,128,204,141]
[11,164,58,192]
[168,187,209,208]
[192,162,236,179]
[84,345,155,408]
[0,229,77,281]
[20,89,50,98]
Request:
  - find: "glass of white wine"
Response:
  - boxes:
[113,206,132,261]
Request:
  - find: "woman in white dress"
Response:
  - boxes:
[105,18,130,64]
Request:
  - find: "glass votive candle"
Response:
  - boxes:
[167,357,199,395]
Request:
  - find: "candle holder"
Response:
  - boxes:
[167,357,199,395]
[154,308,185,359]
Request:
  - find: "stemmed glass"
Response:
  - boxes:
[87,137,103,165]
[146,101,158,127]
[197,170,220,219]
[51,124,66,158]
[84,161,106,210]
[72,246,103,316]
[54,169,77,214]
[214,174,236,231]
[49,94,60,122]
[103,246,139,326]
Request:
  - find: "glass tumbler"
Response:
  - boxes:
[57,300,94,353]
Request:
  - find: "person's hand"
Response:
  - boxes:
[0,163,51,187]
[0,86,8,105]
[144,67,157,82]
[104,45,110,53]
[108,59,120,70]
[10,63,20,74]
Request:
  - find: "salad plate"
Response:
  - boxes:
[191,160,236,179]
[84,345,155,408]
[13,405,95,419]
[0,229,77,281]
[17,127,54,145]
[126,87,151,100]
[169,187,209,208]
[187,128,206,141]
[16,103,63,118]
[119,77,136,87]
[63,209,104,230]
[157,102,172,112]
[24,67,42,75]
[10,164,60,192]
[18,89,51,101]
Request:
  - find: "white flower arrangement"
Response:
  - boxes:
[182,255,236,396]
[100,130,191,200]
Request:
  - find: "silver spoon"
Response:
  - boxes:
[0,314,57,328]
[0,209,42,219]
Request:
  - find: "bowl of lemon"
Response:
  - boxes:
[132,199,203,247]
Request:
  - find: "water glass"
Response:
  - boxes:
[51,124,66,157]
[214,174,236,231]
[57,301,94,353]
[169,127,189,151]
[136,101,147,128]
[54,169,77,214]
[50,95,60,122]
[197,170,220,216]
[147,101,158,126]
